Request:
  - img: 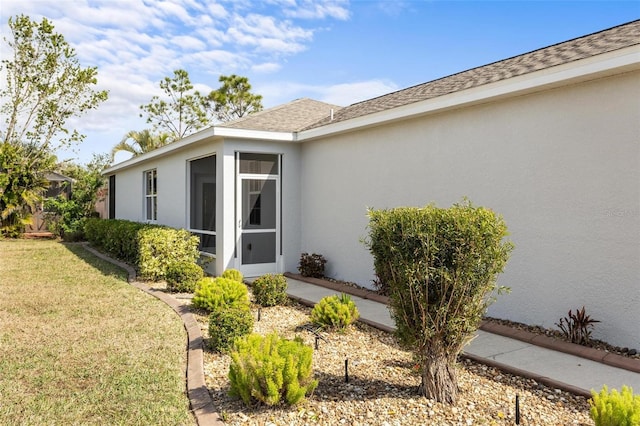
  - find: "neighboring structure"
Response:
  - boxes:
[103,21,640,347]
[25,172,74,233]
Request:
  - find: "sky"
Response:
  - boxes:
[1,0,638,165]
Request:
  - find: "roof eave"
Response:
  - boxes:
[102,127,295,175]
[298,44,640,142]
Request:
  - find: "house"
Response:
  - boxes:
[103,20,640,348]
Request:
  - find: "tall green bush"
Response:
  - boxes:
[365,200,513,404]
[228,332,317,406]
[590,385,640,426]
[192,277,249,312]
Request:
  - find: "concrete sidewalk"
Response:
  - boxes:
[282,275,640,397]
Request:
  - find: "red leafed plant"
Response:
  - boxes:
[555,306,600,345]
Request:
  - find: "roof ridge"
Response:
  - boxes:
[346,19,640,110]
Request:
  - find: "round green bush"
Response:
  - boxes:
[252,274,288,307]
[192,277,249,312]
[165,261,204,293]
[221,268,243,282]
[310,293,359,331]
[208,305,254,352]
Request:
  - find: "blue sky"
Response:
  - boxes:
[1,0,638,164]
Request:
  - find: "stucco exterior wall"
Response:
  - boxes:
[299,71,640,347]
[110,137,301,278]
[113,138,221,228]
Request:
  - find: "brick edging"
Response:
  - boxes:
[285,272,640,375]
[81,244,223,426]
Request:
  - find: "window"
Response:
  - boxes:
[239,153,278,175]
[189,155,216,255]
[144,169,157,221]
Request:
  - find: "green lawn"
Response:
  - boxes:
[0,239,194,425]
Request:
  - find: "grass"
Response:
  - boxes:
[0,239,194,425]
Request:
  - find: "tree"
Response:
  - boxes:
[0,143,53,237]
[139,69,209,140]
[207,74,263,122]
[1,15,108,161]
[139,70,264,142]
[365,200,513,404]
[111,129,171,160]
[0,14,107,236]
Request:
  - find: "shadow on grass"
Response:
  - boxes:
[59,242,129,281]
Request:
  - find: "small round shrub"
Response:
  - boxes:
[298,253,326,278]
[192,277,249,312]
[310,293,359,331]
[208,305,254,352]
[229,332,318,406]
[221,268,243,282]
[165,261,204,292]
[252,274,288,307]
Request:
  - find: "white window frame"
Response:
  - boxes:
[144,169,157,222]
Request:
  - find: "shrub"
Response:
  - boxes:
[83,218,199,280]
[165,261,204,293]
[138,227,200,281]
[298,253,326,278]
[310,294,359,331]
[84,218,146,263]
[555,306,600,346]
[228,332,318,406]
[221,268,243,283]
[365,199,513,404]
[252,274,288,307]
[208,306,254,353]
[590,385,640,426]
[192,277,249,312]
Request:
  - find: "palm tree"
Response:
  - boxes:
[110,130,171,161]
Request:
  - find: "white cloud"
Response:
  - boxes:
[271,0,350,20]
[0,0,356,162]
[227,13,313,54]
[171,35,207,51]
[251,62,281,73]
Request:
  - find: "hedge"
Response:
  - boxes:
[84,218,200,281]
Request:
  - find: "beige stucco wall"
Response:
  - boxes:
[299,71,640,347]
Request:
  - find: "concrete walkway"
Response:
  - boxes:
[283,275,640,397]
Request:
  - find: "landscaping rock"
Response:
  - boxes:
[195,297,591,425]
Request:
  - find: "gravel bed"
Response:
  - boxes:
[193,297,591,426]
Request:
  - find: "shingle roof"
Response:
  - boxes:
[219,98,343,132]
[303,20,640,130]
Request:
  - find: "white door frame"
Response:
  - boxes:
[235,153,281,277]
